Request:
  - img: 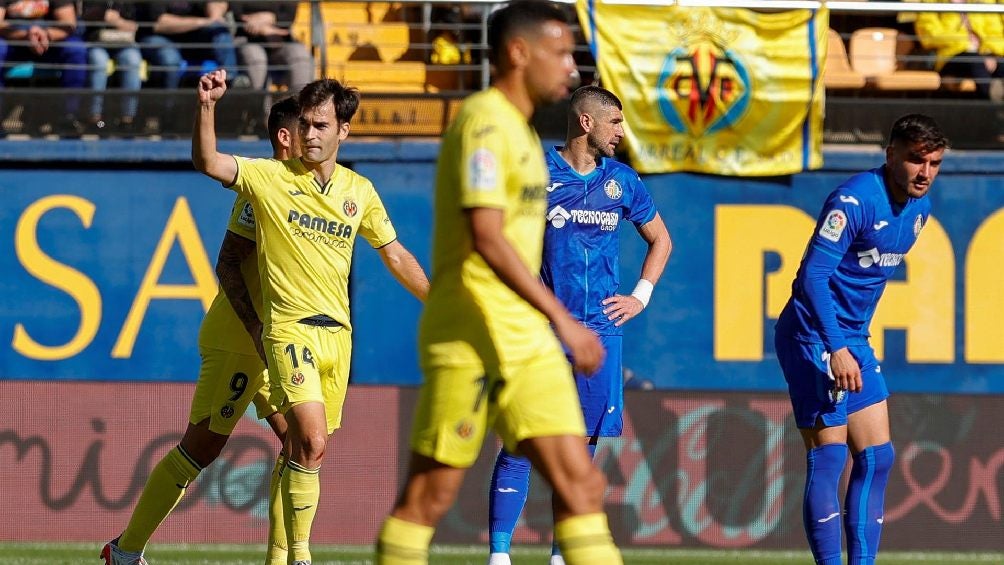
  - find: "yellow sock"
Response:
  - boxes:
[554,513,622,565]
[282,460,320,563]
[375,516,434,565]
[119,446,202,553]
[266,453,288,565]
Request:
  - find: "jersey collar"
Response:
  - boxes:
[547,146,609,181]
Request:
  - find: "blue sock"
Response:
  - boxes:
[488,448,532,553]
[844,442,894,565]
[550,442,598,557]
[803,443,848,565]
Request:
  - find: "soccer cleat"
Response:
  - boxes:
[290,561,311,565]
[487,553,511,565]
[100,538,148,565]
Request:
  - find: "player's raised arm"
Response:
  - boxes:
[376,240,430,302]
[192,69,239,185]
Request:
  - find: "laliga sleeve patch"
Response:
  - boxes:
[819,209,847,242]
[238,202,256,229]
[468,148,497,191]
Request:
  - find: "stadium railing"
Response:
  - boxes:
[0,0,1001,144]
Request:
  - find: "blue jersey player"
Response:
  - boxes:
[775,114,948,565]
[486,86,672,565]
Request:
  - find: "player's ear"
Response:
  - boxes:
[508,36,530,68]
[278,127,292,149]
[579,112,593,133]
[338,120,350,140]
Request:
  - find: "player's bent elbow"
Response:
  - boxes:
[191,153,214,175]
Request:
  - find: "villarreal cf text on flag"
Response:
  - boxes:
[577,1,826,176]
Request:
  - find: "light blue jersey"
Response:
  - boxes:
[541,146,657,336]
[776,165,931,351]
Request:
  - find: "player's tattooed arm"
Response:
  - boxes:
[217,230,266,361]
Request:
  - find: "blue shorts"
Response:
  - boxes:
[774,335,888,429]
[568,334,623,438]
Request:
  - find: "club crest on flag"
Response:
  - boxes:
[657,20,751,135]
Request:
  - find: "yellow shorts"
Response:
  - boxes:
[410,342,585,468]
[190,347,276,436]
[265,322,352,435]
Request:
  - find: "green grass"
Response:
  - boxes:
[6,542,1003,564]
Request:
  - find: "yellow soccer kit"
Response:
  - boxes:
[198,196,262,357]
[229,157,397,432]
[192,195,275,435]
[412,88,585,467]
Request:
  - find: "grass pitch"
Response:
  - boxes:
[5,542,1003,564]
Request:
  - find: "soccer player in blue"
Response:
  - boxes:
[774,114,948,565]
[485,85,672,565]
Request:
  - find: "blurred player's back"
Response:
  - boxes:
[420,87,552,367]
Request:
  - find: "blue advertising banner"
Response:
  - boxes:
[2,144,1003,394]
[0,164,427,384]
[1,169,232,381]
[617,160,1004,394]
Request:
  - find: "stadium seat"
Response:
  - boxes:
[849,27,940,91]
[331,60,427,93]
[296,1,413,67]
[291,1,424,93]
[824,29,866,90]
[366,2,397,23]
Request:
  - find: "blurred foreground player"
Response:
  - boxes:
[486,85,671,565]
[375,2,622,564]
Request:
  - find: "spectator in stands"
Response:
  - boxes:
[135,0,246,91]
[915,0,1004,101]
[230,1,313,92]
[0,0,87,129]
[428,5,472,66]
[81,1,141,132]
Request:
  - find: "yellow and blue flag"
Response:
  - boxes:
[577,1,827,176]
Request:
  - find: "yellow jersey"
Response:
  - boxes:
[420,87,555,367]
[229,157,398,333]
[197,196,262,356]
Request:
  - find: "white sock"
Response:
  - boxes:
[549,554,566,565]
[487,552,512,565]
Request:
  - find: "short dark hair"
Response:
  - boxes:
[298,79,361,124]
[569,85,622,116]
[267,96,299,153]
[487,1,569,66]
[888,114,950,153]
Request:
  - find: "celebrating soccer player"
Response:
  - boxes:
[486,85,672,565]
[375,2,623,564]
[774,114,948,565]
[192,73,429,565]
[102,97,302,565]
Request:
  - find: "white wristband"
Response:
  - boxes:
[630,279,654,309]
